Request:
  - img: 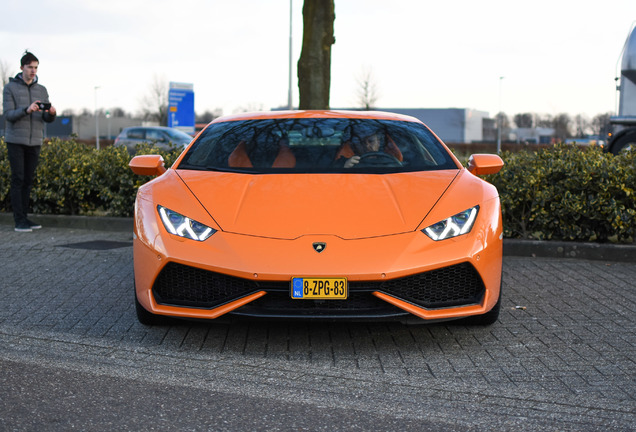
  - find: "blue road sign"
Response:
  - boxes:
[168,82,195,134]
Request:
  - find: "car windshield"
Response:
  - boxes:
[177,118,458,173]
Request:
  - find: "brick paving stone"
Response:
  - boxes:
[0,224,634,429]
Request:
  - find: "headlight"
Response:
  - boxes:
[158,206,216,241]
[422,206,479,241]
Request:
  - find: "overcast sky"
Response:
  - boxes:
[2,0,635,119]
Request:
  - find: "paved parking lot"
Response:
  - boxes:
[0,224,634,430]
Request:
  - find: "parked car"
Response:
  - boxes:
[129,110,504,326]
[113,126,193,153]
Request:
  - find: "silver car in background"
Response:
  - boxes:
[113,126,193,153]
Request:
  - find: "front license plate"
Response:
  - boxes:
[291,277,348,299]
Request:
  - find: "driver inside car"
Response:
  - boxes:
[335,131,403,168]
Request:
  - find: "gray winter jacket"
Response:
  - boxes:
[2,73,56,146]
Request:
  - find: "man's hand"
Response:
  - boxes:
[344,155,360,168]
[26,101,40,114]
[26,101,56,115]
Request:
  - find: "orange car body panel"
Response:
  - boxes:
[133,110,503,322]
[175,170,459,239]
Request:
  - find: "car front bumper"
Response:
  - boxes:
[133,197,503,322]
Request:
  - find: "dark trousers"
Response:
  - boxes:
[6,143,41,225]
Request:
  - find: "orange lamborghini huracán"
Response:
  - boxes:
[129,110,504,325]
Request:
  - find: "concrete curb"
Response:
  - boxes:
[503,239,636,263]
[1,212,635,262]
[0,212,132,233]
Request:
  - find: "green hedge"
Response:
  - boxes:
[1,139,634,243]
[0,138,182,217]
[486,144,635,243]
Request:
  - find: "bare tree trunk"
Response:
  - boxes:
[297,0,335,110]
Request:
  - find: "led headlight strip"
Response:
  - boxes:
[423,206,479,241]
[158,206,216,241]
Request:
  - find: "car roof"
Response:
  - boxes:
[210,110,423,124]
[122,126,176,131]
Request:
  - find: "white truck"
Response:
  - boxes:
[607,24,636,154]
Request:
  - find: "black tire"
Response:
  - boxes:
[134,288,169,326]
[609,130,636,155]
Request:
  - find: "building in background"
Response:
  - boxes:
[3,108,527,145]
[511,127,556,144]
[379,108,491,143]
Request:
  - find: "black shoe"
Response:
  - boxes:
[26,219,42,229]
[15,222,32,233]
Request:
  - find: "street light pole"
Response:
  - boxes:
[94,86,101,150]
[496,76,504,154]
[106,109,111,141]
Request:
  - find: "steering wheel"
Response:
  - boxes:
[357,151,402,167]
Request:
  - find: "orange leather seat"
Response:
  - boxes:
[228,141,296,168]
[228,141,252,168]
[272,144,296,168]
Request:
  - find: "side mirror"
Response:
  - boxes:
[129,155,166,176]
[467,154,504,175]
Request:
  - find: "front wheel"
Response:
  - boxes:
[609,130,636,155]
[460,286,501,325]
[134,285,170,326]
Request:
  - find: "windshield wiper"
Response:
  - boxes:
[175,164,209,171]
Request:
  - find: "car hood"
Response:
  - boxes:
[176,170,459,239]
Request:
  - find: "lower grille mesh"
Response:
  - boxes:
[153,262,261,308]
[152,261,485,312]
[368,262,485,308]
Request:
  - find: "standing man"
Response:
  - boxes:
[3,51,56,232]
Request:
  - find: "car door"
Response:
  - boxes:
[126,128,146,153]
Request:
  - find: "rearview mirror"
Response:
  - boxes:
[129,155,166,176]
[467,154,504,175]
